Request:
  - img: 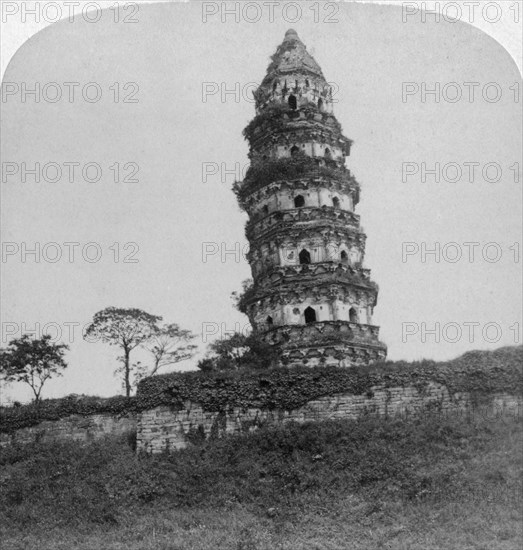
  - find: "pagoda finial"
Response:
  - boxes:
[284,28,299,41]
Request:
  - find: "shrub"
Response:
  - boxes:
[197,332,279,372]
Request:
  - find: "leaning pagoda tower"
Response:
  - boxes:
[234,29,387,367]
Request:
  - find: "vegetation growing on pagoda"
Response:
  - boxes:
[233,153,354,210]
[242,103,344,144]
[231,278,254,315]
[245,151,347,185]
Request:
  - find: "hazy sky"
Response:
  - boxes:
[1,1,521,402]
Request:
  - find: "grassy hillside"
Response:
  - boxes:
[1,410,521,549]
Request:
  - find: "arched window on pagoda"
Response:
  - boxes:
[290,145,300,157]
[325,147,332,160]
[262,205,269,215]
[332,196,340,208]
[266,315,273,327]
[294,195,305,208]
[304,306,317,324]
[288,94,297,110]
[299,249,311,265]
[349,307,359,323]
[318,98,323,111]
[340,250,348,263]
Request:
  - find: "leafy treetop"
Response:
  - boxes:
[0,335,68,402]
[85,307,162,397]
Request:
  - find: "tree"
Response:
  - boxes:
[115,358,147,392]
[0,334,68,402]
[84,307,161,397]
[139,323,197,381]
[199,332,249,371]
[231,278,253,315]
[197,332,279,372]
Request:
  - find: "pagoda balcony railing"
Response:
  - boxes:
[246,206,360,240]
[261,321,383,347]
[238,264,377,313]
[254,261,373,286]
[235,175,361,211]
[244,104,346,145]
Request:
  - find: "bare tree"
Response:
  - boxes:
[140,323,197,379]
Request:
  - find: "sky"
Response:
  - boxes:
[1,1,521,403]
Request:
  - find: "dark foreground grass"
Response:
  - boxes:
[1,411,521,550]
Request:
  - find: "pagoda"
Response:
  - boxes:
[233,29,387,367]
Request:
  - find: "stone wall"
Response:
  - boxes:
[2,384,520,453]
[0,413,137,448]
[137,383,522,454]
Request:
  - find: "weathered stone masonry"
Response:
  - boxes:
[1,387,519,452]
[0,412,137,448]
[136,386,522,454]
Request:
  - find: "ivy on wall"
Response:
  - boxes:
[0,395,137,434]
[1,346,521,434]
[135,345,522,413]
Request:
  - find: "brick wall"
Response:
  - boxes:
[137,382,522,453]
[0,413,137,448]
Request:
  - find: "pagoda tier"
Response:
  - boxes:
[245,110,352,164]
[233,29,386,367]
